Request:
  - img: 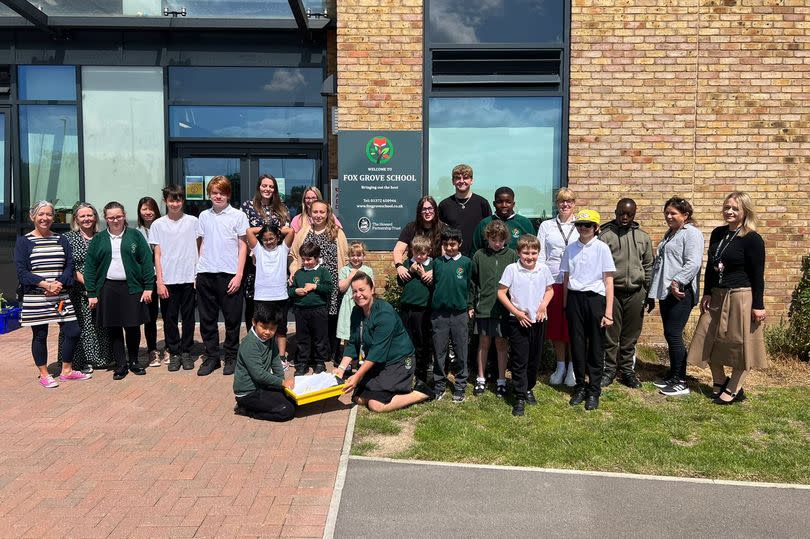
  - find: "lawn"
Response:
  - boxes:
[351,352,810,484]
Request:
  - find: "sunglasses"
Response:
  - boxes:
[574,222,596,229]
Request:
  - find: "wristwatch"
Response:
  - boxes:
[395,262,404,269]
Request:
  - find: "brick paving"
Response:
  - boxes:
[0,323,352,538]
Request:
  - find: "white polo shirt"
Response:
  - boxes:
[106,230,126,280]
[149,214,199,285]
[499,261,555,323]
[253,242,290,301]
[560,237,616,295]
[196,204,249,274]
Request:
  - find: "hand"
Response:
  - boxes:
[601,315,613,328]
[468,308,475,320]
[295,287,308,296]
[515,310,532,328]
[536,306,548,322]
[343,373,361,393]
[752,308,766,323]
[670,281,686,300]
[699,294,711,314]
[396,265,412,281]
[51,281,63,294]
[287,274,294,286]
[157,283,169,299]
[303,282,317,292]
[282,378,295,390]
[141,290,152,303]
[226,275,242,295]
[421,269,434,284]
[645,298,656,313]
[88,297,98,309]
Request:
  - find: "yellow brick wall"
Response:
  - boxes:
[569,0,810,342]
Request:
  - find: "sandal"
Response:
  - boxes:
[713,387,746,405]
[710,376,730,399]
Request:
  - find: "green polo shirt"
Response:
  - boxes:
[472,213,536,252]
[344,299,414,365]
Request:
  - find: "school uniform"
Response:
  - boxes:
[288,264,333,371]
[233,328,295,421]
[560,236,616,396]
[253,242,291,337]
[538,217,579,342]
[398,257,433,382]
[431,253,473,393]
[470,246,518,336]
[471,213,536,253]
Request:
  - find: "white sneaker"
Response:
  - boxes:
[549,368,565,385]
[564,368,576,387]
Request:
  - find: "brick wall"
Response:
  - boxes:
[570,0,810,341]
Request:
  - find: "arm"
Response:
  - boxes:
[471,220,485,253]
[240,349,285,389]
[282,226,295,248]
[537,221,549,263]
[338,266,356,293]
[245,226,261,250]
[315,268,333,298]
[745,233,766,319]
[342,359,377,394]
[497,285,531,327]
[153,244,169,299]
[57,235,75,287]
[227,236,247,295]
[14,237,47,289]
[562,273,569,309]
[393,241,412,281]
[601,273,614,327]
[536,285,554,322]
[672,226,705,286]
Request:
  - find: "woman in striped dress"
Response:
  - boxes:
[14,201,93,388]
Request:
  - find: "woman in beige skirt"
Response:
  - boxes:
[687,192,766,404]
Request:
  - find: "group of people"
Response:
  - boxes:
[14,162,767,421]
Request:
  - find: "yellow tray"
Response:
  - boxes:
[285,376,345,405]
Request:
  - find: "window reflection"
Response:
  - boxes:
[170,106,323,139]
[18,66,77,101]
[7,0,325,18]
[169,67,324,105]
[257,158,317,219]
[428,0,564,44]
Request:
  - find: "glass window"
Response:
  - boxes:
[257,158,317,220]
[428,0,564,44]
[169,67,324,106]
[18,66,77,101]
[169,106,323,139]
[428,97,562,218]
[0,112,6,217]
[81,67,166,220]
[19,105,80,218]
[181,157,241,214]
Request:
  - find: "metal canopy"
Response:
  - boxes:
[287,0,309,32]
[0,0,49,32]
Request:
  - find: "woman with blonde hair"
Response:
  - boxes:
[687,191,766,404]
[290,186,342,233]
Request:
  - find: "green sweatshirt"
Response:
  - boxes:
[471,246,518,318]
[84,227,155,298]
[233,329,285,395]
[288,265,333,308]
[344,299,415,365]
[472,213,536,252]
[431,255,473,313]
[398,258,433,308]
[598,221,653,292]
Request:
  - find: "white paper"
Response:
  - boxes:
[290,372,340,396]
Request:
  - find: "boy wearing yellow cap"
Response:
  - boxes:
[560,209,615,410]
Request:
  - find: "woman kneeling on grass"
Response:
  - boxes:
[338,272,433,412]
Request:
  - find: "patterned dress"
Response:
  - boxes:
[19,233,77,325]
[305,229,340,315]
[57,231,112,368]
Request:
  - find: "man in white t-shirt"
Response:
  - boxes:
[195,176,249,377]
[149,185,199,372]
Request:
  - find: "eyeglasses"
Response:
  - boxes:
[574,222,595,229]
[106,215,125,222]
[420,207,435,213]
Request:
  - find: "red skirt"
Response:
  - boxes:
[546,283,570,342]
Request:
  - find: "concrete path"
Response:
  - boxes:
[0,324,352,538]
[334,457,810,538]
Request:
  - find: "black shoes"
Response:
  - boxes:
[713,387,746,405]
[181,353,195,370]
[129,364,146,376]
[710,376,731,399]
[525,390,537,405]
[197,358,221,376]
[620,372,643,389]
[569,388,587,406]
[113,370,128,380]
[495,384,507,399]
[294,365,309,376]
[584,395,600,411]
[512,399,525,417]
[313,363,326,374]
[168,354,182,372]
[601,372,616,387]
[222,358,235,376]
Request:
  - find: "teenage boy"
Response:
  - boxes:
[196,176,249,377]
[470,220,517,398]
[431,228,473,402]
[498,234,555,416]
[150,185,198,372]
[472,187,536,253]
[438,164,492,257]
[288,241,333,376]
[599,198,654,389]
[398,235,434,383]
[233,304,296,422]
[561,209,615,411]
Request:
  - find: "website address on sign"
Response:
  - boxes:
[357,204,403,209]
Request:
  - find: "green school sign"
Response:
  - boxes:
[337,131,422,250]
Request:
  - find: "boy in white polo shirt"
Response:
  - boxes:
[196,176,249,377]
[560,209,615,411]
[149,185,199,372]
[498,234,554,417]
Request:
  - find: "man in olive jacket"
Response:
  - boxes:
[599,199,653,388]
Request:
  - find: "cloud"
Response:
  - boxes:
[263,69,307,93]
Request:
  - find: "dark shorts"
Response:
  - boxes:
[474,317,505,338]
[254,299,289,336]
[355,356,415,405]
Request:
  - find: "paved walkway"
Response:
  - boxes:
[0,324,352,538]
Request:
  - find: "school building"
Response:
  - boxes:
[0,1,807,335]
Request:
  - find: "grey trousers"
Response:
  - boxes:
[603,287,646,375]
[431,310,469,391]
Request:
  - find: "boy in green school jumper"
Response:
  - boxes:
[472,186,536,253]
[288,241,333,375]
[397,234,434,383]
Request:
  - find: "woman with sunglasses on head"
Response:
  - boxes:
[649,196,704,397]
[290,186,342,233]
[392,196,446,285]
[687,192,766,404]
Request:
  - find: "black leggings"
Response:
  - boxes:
[659,287,695,380]
[109,326,142,372]
[144,291,161,352]
[31,322,80,367]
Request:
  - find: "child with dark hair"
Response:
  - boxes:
[472,187,536,253]
[233,304,296,422]
[288,241,333,375]
[431,227,473,402]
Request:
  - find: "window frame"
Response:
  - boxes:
[0,105,10,220]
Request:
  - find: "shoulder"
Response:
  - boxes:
[240,200,254,211]
[743,230,765,247]
[371,299,397,322]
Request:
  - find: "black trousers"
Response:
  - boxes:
[236,387,296,422]
[109,325,142,373]
[163,283,196,355]
[659,287,694,381]
[31,321,80,367]
[196,272,243,361]
[144,290,162,352]
[508,318,546,399]
[566,290,606,396]
[295,306,329,368]
[400,305,432,382]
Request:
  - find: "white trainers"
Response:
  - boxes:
[564,367,577,387]
[549,368,565,385]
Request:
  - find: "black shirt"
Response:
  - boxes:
[397,220,446,259]
[438,193,492,257]
[704,226,765,309]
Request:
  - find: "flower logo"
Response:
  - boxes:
[365,136,394,164]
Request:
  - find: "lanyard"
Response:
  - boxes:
[358,319,365,362]
[714,228,740,263]
[555,217,574,246]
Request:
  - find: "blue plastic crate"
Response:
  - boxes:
[0,305,22,334]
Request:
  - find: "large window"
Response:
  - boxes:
[428,0,564,44]
[81,67,165,219]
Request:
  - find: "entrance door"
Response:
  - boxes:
[172,146,320,219]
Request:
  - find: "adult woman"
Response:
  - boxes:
[14,201,91,388]
[241,174,291,331]
[85,202,155,380]
[338,272,432,412]
[392,195,445,283]
[290,200,349,362]
[687,192,766,404]
[290,186,342,232]
[136,196,163,367]
[537,188,579,386]
[648,196,704,396]
[57,203,112,373]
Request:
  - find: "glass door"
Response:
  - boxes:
[254,157,318,222]
[0,107,9,219]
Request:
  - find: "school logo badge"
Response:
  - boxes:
[365,136,394,164]
[512,227,520,238]
[404,356,413,370]
[130,243,137,253]
[357,217,371,233]
[456,267,465,279]
[313,277,320,284]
